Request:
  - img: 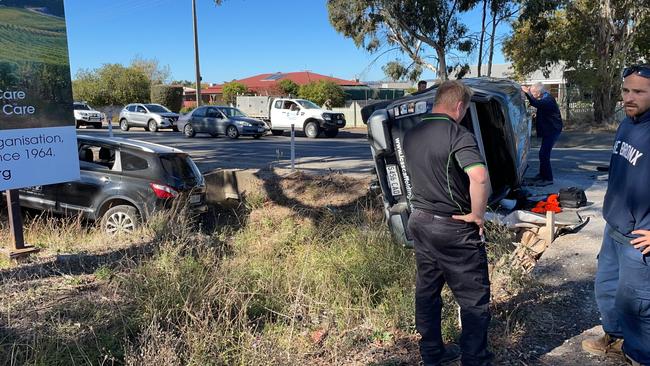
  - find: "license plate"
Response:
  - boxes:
[386,165,402,196]
[190,195,201,204]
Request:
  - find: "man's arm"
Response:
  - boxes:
[452,165,491,235]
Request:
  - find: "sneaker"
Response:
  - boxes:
[581,333,624,357]
[440,343,461,365]
[625,354,642,366]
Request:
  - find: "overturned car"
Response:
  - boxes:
[364,78,531,246]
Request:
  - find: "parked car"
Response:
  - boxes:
[177,105,269,139]
[73,102,104,129]
[17,135,207,235]
[119,103,180,132]
[236,96,345,138]
[364,78,531,246]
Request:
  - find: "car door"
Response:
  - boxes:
[271,99,289,128]
[134,105,148,126]
[57,143,120,217]
[190,106,208,133]
[210,108,227,134]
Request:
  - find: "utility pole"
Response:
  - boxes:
[192,0,202,107]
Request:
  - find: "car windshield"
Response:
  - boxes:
[74,103,91,110]
[160,154,202,184]
[297,100,321,109]
[144,104,171,113]
[218,107,247,117]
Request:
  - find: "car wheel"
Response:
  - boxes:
[305,121,320,138]
[210,132,219,138]
[183,123,196,138]
[324,129,338,138]
[93,122,102,129]
[75,120,81,129]
[101,205,139,236]
[148,119,158,132]
[120,119,130,131]
[226,125,239,139]
[271,129,284,136]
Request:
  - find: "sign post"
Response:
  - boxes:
[107,112,114,138]
[290,124,295,171]
[0,1,80,259]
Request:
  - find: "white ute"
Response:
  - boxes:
[236,96,346,138]
[73,102,104,129]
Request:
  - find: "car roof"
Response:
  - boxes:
[77,134,186,154]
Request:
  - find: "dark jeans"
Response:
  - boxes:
[539,131,561,181]
[407,210,493,366]
[595,225,650,364]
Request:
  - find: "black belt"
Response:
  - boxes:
[413,209,463,223]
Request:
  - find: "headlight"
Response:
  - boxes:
[323,114,332,120]
[236,121,252,127]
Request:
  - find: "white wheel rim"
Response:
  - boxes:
[106,212,135,235]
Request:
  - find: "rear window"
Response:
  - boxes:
[160,154,202,182]
[121,152,149,171]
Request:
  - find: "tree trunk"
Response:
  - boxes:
[437,47,448,80]
[477,0,488,77]
[487,8,498,77]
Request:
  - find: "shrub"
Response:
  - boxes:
[298,80,345,107]
[150,85,184,112]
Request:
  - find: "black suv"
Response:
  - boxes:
[365,78,531,246]
[18,135,208,235]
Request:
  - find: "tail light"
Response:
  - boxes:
[150,183,178,199]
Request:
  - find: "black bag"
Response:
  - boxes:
[559,187,587,208]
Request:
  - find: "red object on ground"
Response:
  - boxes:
[532,194,562,214]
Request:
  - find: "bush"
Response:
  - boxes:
[298,80,345,107]
[150,85,184,112]
[222,81,249,105]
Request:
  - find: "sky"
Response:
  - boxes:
[64,0,511,84]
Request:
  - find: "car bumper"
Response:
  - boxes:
[324,119,346,129]
[238,125,269,135]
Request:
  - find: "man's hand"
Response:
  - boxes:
[521,85,530,93]
[452,212,485,236]
[631,230,650,255]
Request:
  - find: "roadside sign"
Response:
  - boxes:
[0,0,80,191]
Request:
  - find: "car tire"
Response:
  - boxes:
[324,129,338,138]
[148,120,158,132]
[75,120,81,128]
[305,121,320,138]
[120,119,130,131]
[101,205,139,236]
[226,125,239,139]
[271,129,284,136]
[209,132,219,138]
[93,122,102,129]
[183,123,196,138]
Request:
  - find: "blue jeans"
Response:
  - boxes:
[538,131,561,181]
[595,225,650,364]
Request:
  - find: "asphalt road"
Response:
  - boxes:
[77,126,374,174]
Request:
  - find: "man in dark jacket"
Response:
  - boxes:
[581,64,650,365]
[522,83,563,185]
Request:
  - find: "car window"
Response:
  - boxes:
[74,103,90,110]
[121,151,149,171]
[283,101,297,110]
[127,105,136,112]
[78,144,116,170]
[160,154,202,184]
[192,107,207,118]
[274,100,283,109]
[144,104,171,113]
[136,106,147,113]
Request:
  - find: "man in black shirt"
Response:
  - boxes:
[404,80,493,366]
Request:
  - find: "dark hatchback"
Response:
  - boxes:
[18,135,208,235]
[364,78,531,246]
[177,106,268,139]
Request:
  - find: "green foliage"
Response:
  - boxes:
[0,61,19,88]
[150,85,184,112]
[298,80,345,107]
[382,61,408,82]
[73,64,150,107]
[277,79,299,97]
[327,0,474,80]
[222,81,248,104]
[504,0,650,123]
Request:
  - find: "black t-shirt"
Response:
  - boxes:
[403,113,485,215]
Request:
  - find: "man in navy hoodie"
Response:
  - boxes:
[582,64,650,366]
[522,83,563,186]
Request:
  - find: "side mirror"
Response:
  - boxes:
[367,109,392,156]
